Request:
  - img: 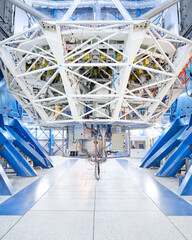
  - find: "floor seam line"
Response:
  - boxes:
[117,159,192,217]
[167,217,188,240]
[0,160,80,239]
[92,184,96,240]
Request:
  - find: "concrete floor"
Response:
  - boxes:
[0,157,192,240]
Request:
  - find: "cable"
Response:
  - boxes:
[84,124,97,135]
[178,57,192,78]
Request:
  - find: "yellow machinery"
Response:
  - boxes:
[116,53,122,62]
[54,105,62,117]
[93,68,98,78]
[144,58,149,66]
[42,59,48,67]
[84,52,90,61]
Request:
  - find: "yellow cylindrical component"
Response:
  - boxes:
[48,70,54,75]
[138,69,143,75]
[153,62,159,69]
[68,56,75,62]
[133,57,137,63]
[116,53,122,62]
[100,53,106,61]
[130,74,136,81]
[85,66,91,70]
[93,68,98,77]
[32,62,38,70]
[144,58,149,66]
[26,65,30,71]
[84,52,90,61]
[54,105,62,116]
[42,59,48,67]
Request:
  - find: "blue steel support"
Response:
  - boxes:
[103,7,123,20]
[6,126,50,168]
[156,127,192,177]
[178,162,192,195]
[0,129,37,177]
[12,119,55,168]
[53,0,57,19]
[140,118,184,168]
[141,126,187,168]
[72,8,91,21]
[48,129,54,156]
[0,164,14,195]
[137,9,141,18]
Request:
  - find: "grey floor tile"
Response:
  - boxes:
[94,211,186,240]
[96,185,139,192]
[43,189,95,199]
[55,179,87,186]
[96,191,147,199]
[0,216,21,239]
[31,198,94,211]
[86,180,107,186]
[169,216,192,240]
[95,198,159,211]
[50,185,95,192]
[1,211,93,240]
[106,179,136,184]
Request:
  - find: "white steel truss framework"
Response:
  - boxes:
[0,20,192,127]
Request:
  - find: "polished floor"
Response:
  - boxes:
[1,157,192,240]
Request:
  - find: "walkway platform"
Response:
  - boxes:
[0,157,192,240]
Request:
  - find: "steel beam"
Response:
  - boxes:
[0,164,14,195]
[62,0,82,21]
[178,163,192,195]
[12,119,55,168]
[7,0,50,20]
[0,129,37,177]
[6,126,51,168]
[111,0,132,21]
[141,126,186,168]
[138,0,181,20]
[140,118,184,167]
[155,127,192,177]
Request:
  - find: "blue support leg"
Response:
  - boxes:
[0,164,14,195]
[0,141,37,177]
[12,119,55,168]
[155,129,192,177]
[0,128,37,177]
[48,129,54,156]
[178,163,192,195]
[140,118,185,168]
[6,126,50,168]
[141,126,186,168]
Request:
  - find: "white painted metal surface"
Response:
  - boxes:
[0,16,192,127]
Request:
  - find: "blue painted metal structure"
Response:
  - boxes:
[35,1,153,21]
[0,159,77,215]
[0,164,15,195]
[6,126,51,168]
[11,119,55,168]
[155,124,192,177]
[118,159,192,216]
[140,91,192,195]
[30,127,66,156]
[0,70,54,195]
[139,118,188,168]
[0,126,37,177]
